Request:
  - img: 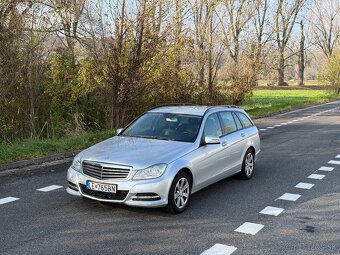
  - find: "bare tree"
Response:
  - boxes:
[43,0,86,64]
[220,0,257,63]
[190,0,226,102]
[298,20,305,86]
[253,0,272,65]
[309,0,340,58]
[218,0,260,104]
[274,0,306,86]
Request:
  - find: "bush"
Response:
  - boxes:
[223,58,258,105]
[322,51,340,94]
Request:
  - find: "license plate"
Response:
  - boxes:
[86,180,117,193]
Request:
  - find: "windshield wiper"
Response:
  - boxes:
[155,137,175,141]
[124,135,176,141]
[130,135,158,139]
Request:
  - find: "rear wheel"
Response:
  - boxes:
[165,172,191,214]
[239,149,255,179]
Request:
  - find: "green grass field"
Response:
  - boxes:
[1,89,339,164]
[242,90,339,117]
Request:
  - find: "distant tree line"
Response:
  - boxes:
[0,0,339,142]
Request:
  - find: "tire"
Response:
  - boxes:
[239,149,255,180]
[165,172,191,214]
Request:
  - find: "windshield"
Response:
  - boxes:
[121,113,202,142]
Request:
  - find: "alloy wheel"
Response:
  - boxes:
[245,152,254,176]
[174,177,190,209]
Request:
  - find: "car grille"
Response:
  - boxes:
[82,161,131,180]
[79,184,128,201]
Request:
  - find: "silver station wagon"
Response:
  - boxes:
[67,105,260,213]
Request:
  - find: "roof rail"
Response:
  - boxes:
[204,105,240,115]
[148,103,197,111]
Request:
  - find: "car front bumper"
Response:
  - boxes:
[67,167,172,208]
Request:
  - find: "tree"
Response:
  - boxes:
[82,0,175,128]
[308,0,340,59]
[274,0,306,86]
[298,20,305,86]
[191,0,216,102]
[219,0,259,104]
[43,0,86,64]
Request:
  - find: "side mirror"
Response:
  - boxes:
[204,135,220,145]
[116,128,124,135]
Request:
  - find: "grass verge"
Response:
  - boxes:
[1,89,339,164]
[0,130,116,164]
[242,89,340,117]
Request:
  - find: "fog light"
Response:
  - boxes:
[131,193,161,201]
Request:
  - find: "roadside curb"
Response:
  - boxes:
[0,151,80,172]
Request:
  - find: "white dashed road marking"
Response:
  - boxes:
[280,123,288,125]
[235,222,264,235]
[267,127,275,129]
[274,125,281,127]
[0,197,20,205]
[308,174,325,180]
[259,206,284,216]
[336,155,340,159]
[295,182,314,190]
[328,160,340,165]
[259,129,267,131]
[276,193,301,201]
[201,244,237,255]
[37,185,63,192]
[318,166,334,172]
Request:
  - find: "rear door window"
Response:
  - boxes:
[219,111,237,135]
[235,112,253,128]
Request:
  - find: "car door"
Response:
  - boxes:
[191,113,226,190]
[234,111,257,164]
[218,111,247,176]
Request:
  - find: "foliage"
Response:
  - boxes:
[0,0,339,145]
[322,52,340,94]
[223,58,258,105]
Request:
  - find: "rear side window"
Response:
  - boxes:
[235,112,253,128]
[219,112,237,135]
[232,112,243,129]
[203,113,222,137]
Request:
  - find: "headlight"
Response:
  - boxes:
[71,156,82,172]
[133,164,167,180]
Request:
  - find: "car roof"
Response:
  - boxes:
[148,106,244,116]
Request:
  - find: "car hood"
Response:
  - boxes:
[78,136,195,169]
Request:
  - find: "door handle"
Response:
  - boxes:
[221,141,228,147]
[241,133,246,137]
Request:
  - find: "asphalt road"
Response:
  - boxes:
[1,101,340,255]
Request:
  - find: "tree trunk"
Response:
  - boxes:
[298,21,305,86]
[198,43,205,104]
[27,49,35,138]
[277,50,285,86]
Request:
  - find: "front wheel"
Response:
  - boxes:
[239,149,255,180]
[165,172,191,214]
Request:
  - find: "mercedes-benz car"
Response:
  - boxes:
[67,105,260,213]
